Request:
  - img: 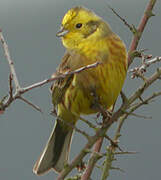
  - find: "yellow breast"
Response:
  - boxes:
[62,34,127,115]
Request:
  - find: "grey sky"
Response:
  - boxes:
[0,0,161,180]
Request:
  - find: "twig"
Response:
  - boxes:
[72,126,91,141]
[114,90,161,146]
[114,151,138,155]
[130,91,161,113]
[81,102,113,179]
[107,5,135,33]
[104,135,123,152]
[111,166,125,173]
[9,74,13,99]
[129,56,161,79]
[91,2,157,178]
[20,62,101,94]
[100,67,161,180]
[128,67,161,105]
[78,67,161,180]
[101,148,114,180]
[120,91,128,104]
[124,111,152,119]
[53,65,161,179]
[128,0,156,66]
[0,31,21,91]
[0,1,159,179]
[81,137,103,180]
[75,115,97,129]
[0,29,101,113]
[0,36,100,112]
[57,122,114,180]
[57,116,91,141]
[19,97,42,113]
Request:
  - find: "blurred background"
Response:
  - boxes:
[0,0,161,179]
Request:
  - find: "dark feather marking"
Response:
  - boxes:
[52,120,68,167]
[84,20,100,38]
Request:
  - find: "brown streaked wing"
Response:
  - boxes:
[51,51,75,109]
[51,49,97,110]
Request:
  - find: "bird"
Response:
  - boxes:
[33,6,127,175]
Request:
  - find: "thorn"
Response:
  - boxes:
[120,91,128,104]
[146,10,155,18]
[104,135,123,152]
[9,73,13,99]
[115,151,139,155]
[107,4,134,34]
[0,95,8,103]
[79,115,96,129]
[111,166,125,173]
[131,24,138,34]
[138,96,144,102]
[124,111,152,119]
[19,96,43,113]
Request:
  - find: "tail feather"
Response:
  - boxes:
[33,120,73,175]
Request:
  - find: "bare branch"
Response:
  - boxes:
[114,90,161,148]
[101,148,114,180]
[82,2,158,178]
[130,91,161,113]
[111,166,125,173]
[81,101,113,180]
[56,116,91,141]
[0,43,100,112]
[20,62,101,94]
[120,91,128,104]
[18,97,42,113]
[0,29,101,114]
[0,31,21,91]
[128,0,156,66]
[57,124,112,180]
[107,5,135,33]
[124,111,152,119]
[104,135,123,152]
[81,137,103,180]
[9,74,13,99]
[129,56,161,79]
[0,1,160,179]
[114,151,138,155]
[59,67,161,180]
[128,67,161,105]
[78,116,97,129]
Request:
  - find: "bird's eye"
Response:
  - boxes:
[75,23,82,29]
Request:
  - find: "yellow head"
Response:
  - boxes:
[57,6,112,50]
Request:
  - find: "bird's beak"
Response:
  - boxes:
[56,26,69,37]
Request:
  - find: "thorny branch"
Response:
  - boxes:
[0,30,101,112]
[107,5,135,33]
[129,56,161,79]
[57,65,161,180]
[0,30,21,91]
[81,1,158,180]
[128,0,156,66]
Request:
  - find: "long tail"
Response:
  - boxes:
[33,120,73,175]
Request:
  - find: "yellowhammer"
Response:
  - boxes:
[33,6,127,175]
